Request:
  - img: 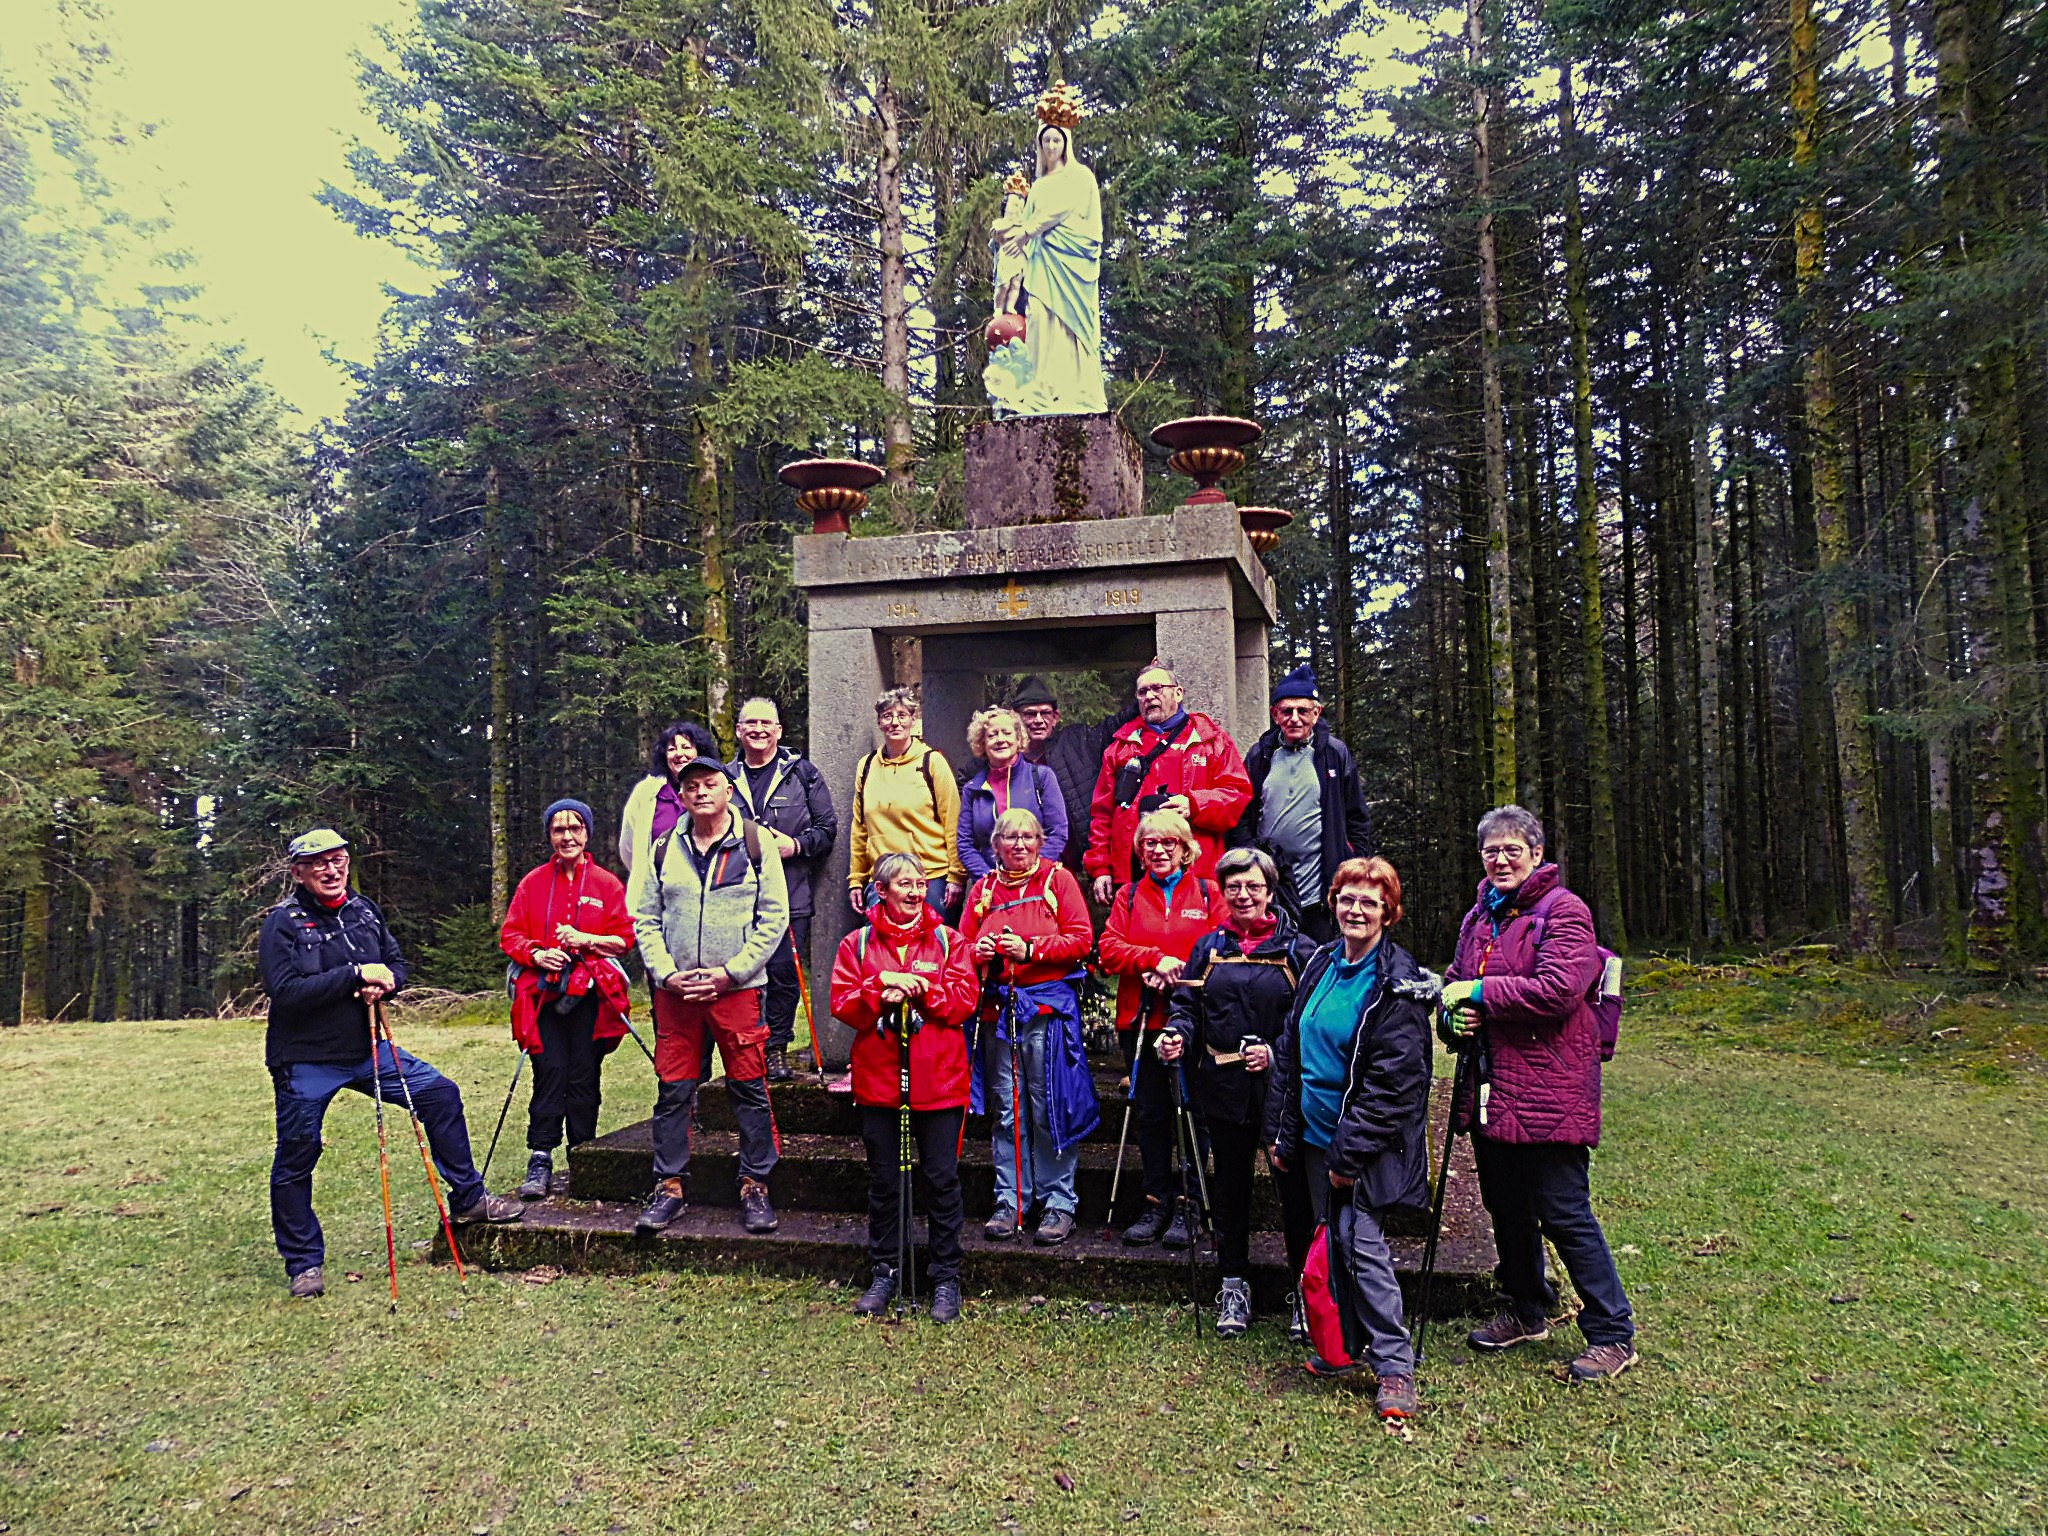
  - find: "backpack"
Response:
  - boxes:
[854,921,954,1035]
[1300,1204,1370,1376]
[1520,887,1623,1062]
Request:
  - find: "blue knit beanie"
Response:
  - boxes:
[1272,664,1319,704]
[543,798,595,836]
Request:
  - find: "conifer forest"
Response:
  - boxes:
[3,0,2046,1020]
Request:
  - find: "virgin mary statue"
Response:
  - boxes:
[1007,85,1107,416]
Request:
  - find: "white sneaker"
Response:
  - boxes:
[1215,1276,1252,1339]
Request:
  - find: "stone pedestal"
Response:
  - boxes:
[963,413,1144,527]
[795,504,1273,1065]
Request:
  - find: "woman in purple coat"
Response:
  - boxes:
[1439,804,1638,1383]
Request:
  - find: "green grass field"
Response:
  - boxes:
[1,967,2043,1535]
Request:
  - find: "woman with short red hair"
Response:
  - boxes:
[1266,855,1432,1420]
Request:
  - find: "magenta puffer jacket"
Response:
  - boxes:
[1445,863,1603,1146]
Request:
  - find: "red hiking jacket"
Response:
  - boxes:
[957,862,1093,988]
[1084,712,1252,884]
[830,907,980,1111]
[1099,872,1228,1031]
[501,858,634,1052]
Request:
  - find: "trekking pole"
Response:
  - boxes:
[367,1030,401,1312]
[1003,966,1027,1232]
[1412,1037,1478,1365]
[895,1002,917,1317]
[1168,1047,1203,1336]
[618,1013,657,1069]
[477,1049,529,1189]
[793,947,825,1075]
[1007,959,1040,1223]
[1103,988,1151,1237]
[373,1004,467,1282]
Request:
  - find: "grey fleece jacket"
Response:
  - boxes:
[629,808,789,988]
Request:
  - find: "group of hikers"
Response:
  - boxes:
[259,661,1637,1421]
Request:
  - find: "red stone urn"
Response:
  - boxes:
[779,458,884,535]
[1151,416,1262,506]
[1235,506,1294,553]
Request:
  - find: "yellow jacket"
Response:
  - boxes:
[848,740,967,891]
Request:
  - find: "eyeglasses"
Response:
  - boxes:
[1139,837,1180,850]
[878,710,915,725]
[298,854,348,873]
[1135,683,1176,697]
[1333,893,1384,912]
[1222,880,1268,896]
[1482,844,1530,862]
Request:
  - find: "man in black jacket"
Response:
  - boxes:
[260,828,519,1298]
[1013,675,1115,881]
[1231,665,1374,943]
[728,697,837,1080]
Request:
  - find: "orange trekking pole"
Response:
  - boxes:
[792,945,825,1075]
[373,1003,467,1282]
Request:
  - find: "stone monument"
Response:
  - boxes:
[794,457,1276,1065]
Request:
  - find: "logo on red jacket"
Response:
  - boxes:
[912,960,938,973]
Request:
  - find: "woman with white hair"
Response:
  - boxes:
[957,807,1095,1245]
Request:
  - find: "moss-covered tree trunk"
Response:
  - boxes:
[1793,0,1889,956]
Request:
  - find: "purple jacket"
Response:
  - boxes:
[1445,863,1603,1146]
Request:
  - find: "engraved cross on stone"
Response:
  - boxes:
[996,579,1031,619]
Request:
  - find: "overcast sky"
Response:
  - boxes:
[5,0,430,423]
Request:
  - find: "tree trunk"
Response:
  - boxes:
[1687,276,1726,943]
[485,447,512,925]
[1793,0,1889,955]
[877,69,915,525]
[1471,0,1516,803]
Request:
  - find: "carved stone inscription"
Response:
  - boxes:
[830,519,1177,584]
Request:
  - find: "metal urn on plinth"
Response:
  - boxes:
[1151,416,1262,506]
[1235,506,1294,552]
[780,458,884,536]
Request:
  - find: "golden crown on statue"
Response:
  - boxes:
[1004,170,1031,197]
[1035,81,1086,130]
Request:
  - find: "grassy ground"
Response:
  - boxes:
[1,971,2043,1536]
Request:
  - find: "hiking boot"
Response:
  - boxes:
[765,1046,794,1083]
[1122,1200,1170,1246]
[1215,1277,1252,1339]
[1567,1341,1639,1383]
[739,1177,778,1234]
[984,1205,1021,1242]
[518,1151,553,1201]
[1160,1197,1198,1250]
[1375,1374,1419,1420]
[288,1266,324,1300]
[1467,1310,1549,1352]
[853,1266,899,1316]
[635,1178,686,1235]
[1286,1289,1310,1346]
[451,1191,523,1224]
[1033,1209,1075,1247]
[929,1280,962,1324]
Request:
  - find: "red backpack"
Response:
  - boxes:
[1299,1206,1369,1377]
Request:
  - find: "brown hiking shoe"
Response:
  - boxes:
[1374,1374,1418,1420]
[1567,1341,1639,1383]
[451,1191,523,1224]
[1467,1310,1549,1352]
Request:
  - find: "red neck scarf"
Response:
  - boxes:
[1226,910,1278,946]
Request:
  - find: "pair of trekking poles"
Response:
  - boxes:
[1102,987,1214,1334]
[364,1000,469,1312]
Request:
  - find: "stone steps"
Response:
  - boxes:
[447,1070,1501,1308]
[447,1199,1499,1314]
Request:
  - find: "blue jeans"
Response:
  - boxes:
[986,1014,1078,1218]
[1473,1137,1635,1346]
[269,1043,485,1278]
